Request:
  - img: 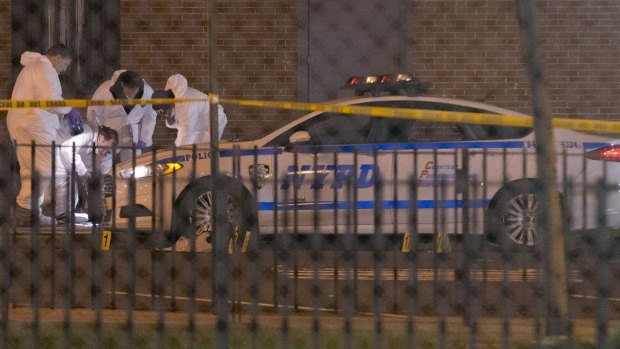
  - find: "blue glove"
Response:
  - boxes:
[136,140,147,149]
[65,108,84,136]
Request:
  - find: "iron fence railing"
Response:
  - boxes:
[0,141,618,348]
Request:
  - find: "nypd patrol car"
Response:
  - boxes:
[105,75,620,249]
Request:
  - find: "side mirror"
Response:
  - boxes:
[288,130,311,145]
[284,130,312,152]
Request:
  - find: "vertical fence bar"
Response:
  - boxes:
[68,143,77,311]
[406,149,419,349]
[391,148,399,314]
[481,148,489,307]
[343,172,354,349]
[191,143,203,345]
[188,145,197,348]
[230,146,241,324]
[430,150,447,348]
[124,147,137,348]
[500,151,512,349]
[333,151,342,313]
[149,147,157,310]
[272,147,280,309]
[311,150,321,349]
[30,142,41,349]
[110,142,118,309]
[211,138,229,349]
[332,151,340,314]
[170,145,178,310]
[279,182,291,349]
[468,173,481,349]
[292,150,299,311]
[561,149,575,345]
[155,157,166,349]
[352,149,359,312]
[249,147,260,349]
[437,178,448,349]
[147,146,166,348]
[0,142,11,349]
[90,144,103,349]
[460,149,479,348]
[595,177,610,348]
[58,145,71,348]
[373,149,384,349]
[51,143,58,309]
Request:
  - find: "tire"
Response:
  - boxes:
[486,180,550,248]
[173,176,259,253]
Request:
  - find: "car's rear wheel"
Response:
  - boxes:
[486,180,549,248]
[173,176,259,253]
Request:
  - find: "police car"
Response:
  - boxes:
[106,74,620,249]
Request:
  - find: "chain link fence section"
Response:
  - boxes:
[2,1,620,348]
[0,140,618,347]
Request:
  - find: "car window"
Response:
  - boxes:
[306,113,372,145]
[267,112,373,146]
[364,100,532,143]
[266,99,532,147]
[367,118,468,143]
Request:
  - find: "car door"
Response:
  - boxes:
[363,99,534,237]
[264,110,385,235]
[364,109,467,236]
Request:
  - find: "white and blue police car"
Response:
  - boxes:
[106,74,620,250]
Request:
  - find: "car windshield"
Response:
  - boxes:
[265,99,532,147]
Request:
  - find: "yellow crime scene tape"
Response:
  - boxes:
[219,97,620,134]
[0,97,202,110]
[2,96,620,134]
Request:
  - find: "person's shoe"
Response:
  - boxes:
[74,212,89,223]
[15,206,55,226]
[15,205,32,226]
[56,212,90,224]
[38,214,55,226]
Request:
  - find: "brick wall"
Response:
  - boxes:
[413,0,620,120]
[120,0,298,144]
[1,1,619,144]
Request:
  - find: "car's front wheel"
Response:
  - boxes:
[173,176,259,253]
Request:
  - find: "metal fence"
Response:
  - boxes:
[0,139,618,348]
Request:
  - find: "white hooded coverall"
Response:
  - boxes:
[86,70,156,169]
[56,122,113,213]
[164,74,227,147]
[59,123,112,178]
[7,52,71,216]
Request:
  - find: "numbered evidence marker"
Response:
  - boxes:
[101,230,112,250]
[402,231,411,253]
[227,225,252,254]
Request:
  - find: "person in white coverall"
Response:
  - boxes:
[59,124,118,180]
[58,123,118,220]
[7,44,73,226]
[86,70,156,171]
[151,74,227,147]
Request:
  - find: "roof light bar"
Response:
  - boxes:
[343,73,429,96]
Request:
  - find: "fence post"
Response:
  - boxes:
[208,0,230,347]
[515,0,569,337]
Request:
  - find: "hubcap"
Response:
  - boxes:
[191,191,236,236]
[503,193,539,246]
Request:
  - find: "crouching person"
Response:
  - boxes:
[58,121,118,223]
